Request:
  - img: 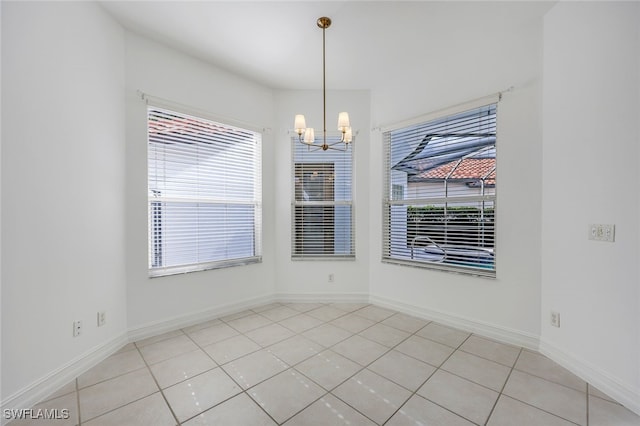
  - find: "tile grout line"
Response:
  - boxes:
[175,352,282,426]
[179,302,341,425]
[75,378,81,426]
[74,362,151,392]
[511,349,591,395]
[40,302,617,426]
[175,322,275,425]
[243,391,281,426]
[448,337,592,397]
[346,308,481,425]
[423,332,565,426]
[310,308,410,425]
[501,368,590,421]
[268,304,382,423]
[76,347,177,425]
[321,308,467,426]
[488,354,583,426]
[247,304,353,422]
[244,304,397,425]
[381,331,479,426]
[134,342,181,426]
[8,305,419,426]
[586,383,590,426]
[494,396,583,426]
[238,303,369,425]
[481,346,584,426]
[180,307,588,426]
[273,389,330,425]
[483,346,524,425]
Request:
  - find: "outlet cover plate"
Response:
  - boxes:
[73,320,82,337]
[589,224,615,242]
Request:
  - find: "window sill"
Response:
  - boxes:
[381,257,496,279]
[149,256,262,278]
[291,255,356,261]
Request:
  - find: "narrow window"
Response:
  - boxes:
[292,136,354,259]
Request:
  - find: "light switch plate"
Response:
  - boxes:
[589,224,615,242]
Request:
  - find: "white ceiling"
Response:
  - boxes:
[100,1,554,91]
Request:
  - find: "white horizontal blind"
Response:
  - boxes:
[148,106,262,277]
[383,103,497,276]
[292,136,354,259]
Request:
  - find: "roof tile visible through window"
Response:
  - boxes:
[414,158,495,185]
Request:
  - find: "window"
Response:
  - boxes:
[292,136,354,259]
[383,102,497,277]
[148,106,262,277]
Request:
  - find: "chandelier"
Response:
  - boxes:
[294,17,352,151]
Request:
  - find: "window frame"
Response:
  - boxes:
[381,97,499,277]
[147,103,263,278]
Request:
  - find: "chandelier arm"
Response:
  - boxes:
[326,144,348,152]
[326,139,349,151]
[327,140,348,148]
[305,144,325,153]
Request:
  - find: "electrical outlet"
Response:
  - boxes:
[550,311,560,328]
[73,320,82,337]
[603,225,614,241]
[589,224,615,242]
[97,311,106,327]
[328,273,335,283]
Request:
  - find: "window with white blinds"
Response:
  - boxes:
[148,106,262,277]
[292,136,354,259]
[383,102,497,277]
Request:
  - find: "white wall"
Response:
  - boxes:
[541,1,640,413]
[274,90,370,299]
[1,0,127,402]
[125,34,277,332]
[368,8,544,345]
[3,0,638,417]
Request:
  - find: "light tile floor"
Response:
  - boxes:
[9,303,640,425]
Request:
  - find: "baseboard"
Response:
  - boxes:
[8,293,638,421]
[539,339,640,416]
[127,293,370,342]
[0,332,128,426]
[127,293,275,342]
[274,292,370,304]
[1,294,275,422]
[369,294,540,351]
